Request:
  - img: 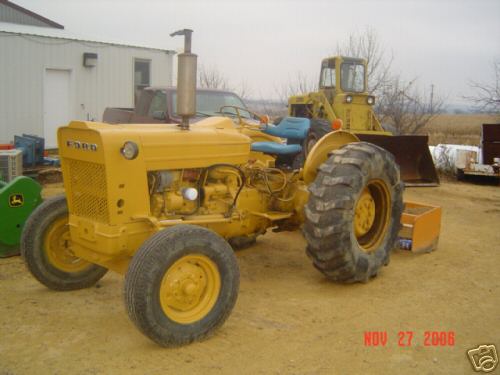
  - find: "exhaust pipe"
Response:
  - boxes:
[170,29,197,130]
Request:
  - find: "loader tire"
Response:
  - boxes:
[20,195,108,291]
[125,224,239,347]
[304,119,332,156]
[303,142,404,283]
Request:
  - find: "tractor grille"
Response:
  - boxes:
[66,159,109,223]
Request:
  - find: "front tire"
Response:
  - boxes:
[125,225,239,347]
[20,195,108,290]
[303,142,404,283]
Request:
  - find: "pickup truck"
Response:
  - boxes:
[102,87,251,124]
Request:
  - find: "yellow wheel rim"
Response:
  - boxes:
[354,188,376,237]
[354,180,391,253]
[44,217,91,273]
[159,254,221,324]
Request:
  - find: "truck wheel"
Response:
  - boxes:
[304,119,331,156]
[303,142,404,283]
[125,224,239,347]
[20,195,108,290]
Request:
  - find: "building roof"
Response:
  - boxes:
[0,21,176,53]
[0,0,64,29]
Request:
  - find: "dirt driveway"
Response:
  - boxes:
[1,180,499,375]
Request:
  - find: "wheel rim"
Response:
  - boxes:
[159,254,221,324]
[44,217,91,272]
[354,180,391,253]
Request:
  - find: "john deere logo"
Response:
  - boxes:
[9,193,24,207]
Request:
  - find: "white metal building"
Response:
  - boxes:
[0,1,174,148]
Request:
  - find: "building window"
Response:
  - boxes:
[134,59,151,105]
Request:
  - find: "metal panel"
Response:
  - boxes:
[481,122,500,165]
[0,3,53,28]
[481,123,500,142]
[482,142,500,165]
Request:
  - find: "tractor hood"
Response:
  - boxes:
[57,117,251,170]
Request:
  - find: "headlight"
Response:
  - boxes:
[120,141,139,160]
[182,187,198,201]
[367,96,375,105]
[345,95,353,103]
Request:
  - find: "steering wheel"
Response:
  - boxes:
[218,106,269,129]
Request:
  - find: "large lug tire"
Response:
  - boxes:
[303,142,404,283]
[124,224,239,347]
[20,195,108,290]
[304,118,332,157]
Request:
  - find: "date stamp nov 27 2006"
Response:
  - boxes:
[363,332,498,373]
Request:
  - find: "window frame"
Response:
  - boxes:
[134,58,152,105]
[340,61,366,93]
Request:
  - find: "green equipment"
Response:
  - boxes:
[0,176,42,257]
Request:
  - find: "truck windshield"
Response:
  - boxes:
[340,62,365,93]
[172,91,249,117]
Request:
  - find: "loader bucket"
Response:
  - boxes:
[356,134,439,186]
[399,201,442,253]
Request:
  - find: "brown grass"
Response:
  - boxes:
[420,114,500,145]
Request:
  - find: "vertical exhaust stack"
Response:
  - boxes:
[170,29,197,130]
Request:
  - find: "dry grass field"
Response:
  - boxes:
[419,114,499,146]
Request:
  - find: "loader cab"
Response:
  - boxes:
[319,57,367,100]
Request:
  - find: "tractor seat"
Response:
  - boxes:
[250,117,310,155]
[251,142,302,155]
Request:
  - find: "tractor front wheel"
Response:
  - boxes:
[21,195,108,290]
[124,224,239,347]
[303,142,404,282]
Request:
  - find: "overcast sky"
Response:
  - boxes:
[16,0,500,105]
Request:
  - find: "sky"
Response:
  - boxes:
[15,0,500,105]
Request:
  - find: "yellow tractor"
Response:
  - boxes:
[22,30,405,347]
[288,56,439,186]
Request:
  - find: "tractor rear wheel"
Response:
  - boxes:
[124,224,239,347]
[303,142,404,283]
[21,195,108,290]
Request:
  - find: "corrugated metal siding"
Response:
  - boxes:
[0,32,173,144]
[0,3,51,28]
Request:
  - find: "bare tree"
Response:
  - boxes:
[335,27,393,95]
[198,64,230,90]
[274,71,317,105]
[235,80,251,100]
[336,28,444,134]
[377,76,444,135]
[197,65,252,101]
[463,60,500,114]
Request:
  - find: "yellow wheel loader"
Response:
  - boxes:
[21,30,436,347]
[288,56,439,186]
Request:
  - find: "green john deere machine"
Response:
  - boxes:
[288,56,439,186]
[0,176,42,257]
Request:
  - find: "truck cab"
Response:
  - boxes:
[103,87,250,125]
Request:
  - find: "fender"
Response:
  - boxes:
[302,130,359,184]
